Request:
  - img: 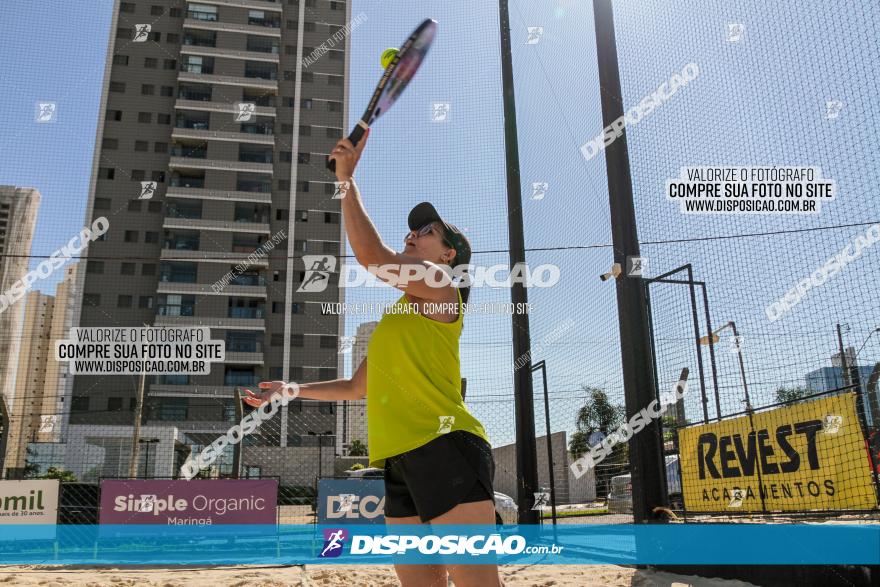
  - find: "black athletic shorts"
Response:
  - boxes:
[383,430,495,523]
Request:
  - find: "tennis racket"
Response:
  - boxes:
[326,18,438,172]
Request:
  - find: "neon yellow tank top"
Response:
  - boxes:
[365,288,490,468]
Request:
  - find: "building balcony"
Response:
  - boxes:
[171,126,274,145]
[168,156,274,175]
[183,18,281,38]
[178,70,277,92]
[156,281,267,298]
[148,385,239,399]
[180,44,279,64]
[153,315,266,330]
[164,186,272,204]
[159,248,270,266]
[163,217,271,234]
[174,99,276,118]
[225,351,264,364]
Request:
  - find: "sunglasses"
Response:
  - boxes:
[404,223,454,248]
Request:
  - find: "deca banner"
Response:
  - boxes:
[679,393,878,512]
[99,479,278,525]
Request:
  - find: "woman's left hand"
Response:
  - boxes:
[329,128,370,181]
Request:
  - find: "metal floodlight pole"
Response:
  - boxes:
[499,0,539,524]
[593,0,668,522]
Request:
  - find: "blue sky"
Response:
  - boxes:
[2,0,879,447]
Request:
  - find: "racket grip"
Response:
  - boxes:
[325,124,368,172]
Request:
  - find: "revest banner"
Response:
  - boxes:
[679,393,878,512]
[99,479,278,525]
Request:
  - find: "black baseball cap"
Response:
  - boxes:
[408,202,472,266]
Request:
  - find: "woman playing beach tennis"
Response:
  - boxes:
[245,129,504,587]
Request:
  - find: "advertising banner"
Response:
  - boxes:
[99,479,278,525]
[0,479,60,539]
[317,478,385,525]
[679,393,878,512]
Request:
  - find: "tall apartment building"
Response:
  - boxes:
[69,0,350,476]
[339,320,375,453]
[0,186,41,475]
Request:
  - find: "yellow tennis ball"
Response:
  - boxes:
[381,47,399,69]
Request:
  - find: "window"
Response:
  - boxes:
[301,71,313,83]
[145,231,159,244]
[169,8,182,18]
[87,261,104,274]
[280,151,292,163]
[134,140,148,151]
[124,231,139,243]
[142,264,156,276]
[272,301,283,313]
[72,396,90,412]
[121,263,136,275]
[326,127,342,139]
[150,6,164,16]
[167,32,180,44]
[301,98,312,109]
[330,1,343,10]
[328,101,342,112]
[163,59,177,70]
[83,294,101,306]
[157,398,188,421]
[291,302,303,314]
[131,170,146,181]
[120,3,135,13]
[157,113,171,124]
[106,110,123,121]
[324,212,340,224]
[276,209,289,221]
[293,239,307,252]
[296,209,308,222]
[103,138,118,149]
[113,55,129,66]
[108,397,124,411]
[320,335,336,349]
[109,81,126,93]
[141,84,155,95]
[128,200,142,212]
[154,142,168,153]
[118,295,133,308]
[297,152,310,164]
[273,270,283,282]
[139,296,153,309]
[148,201,163,212]
[98,167,115,179]
[149,32,161,42]
[151,171,165,182]
[319,368,337,380]
[144,57,158,68]
[94,197,111,210]
[299,125,311,136]
[138,112,152,123]
[322,241,338,254]
[290,334,304,347]
[329,50,343,61]
[327,75,342,86]
[161,86,174,97]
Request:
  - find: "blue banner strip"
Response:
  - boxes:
[0,524,877,565]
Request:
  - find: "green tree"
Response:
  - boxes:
[40,467,77,482]
[775,386,809,405]
[348,439,368,456]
